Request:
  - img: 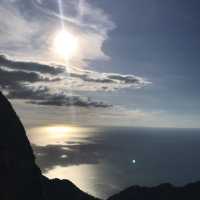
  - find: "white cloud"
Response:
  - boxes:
[0,0,115,66]
[63,67,151,92]
[0,2,38,46]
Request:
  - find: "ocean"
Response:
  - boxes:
[28,126,200,199]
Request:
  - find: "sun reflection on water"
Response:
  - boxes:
[44,164,104,198]
[28,125,92,146]
[28,125,105,198]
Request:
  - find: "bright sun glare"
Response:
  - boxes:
[28,125,91,146]
[53,30,78,60]
[46,126,73,135]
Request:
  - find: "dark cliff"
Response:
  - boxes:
[0,92,45,200]
[0,92,98,200]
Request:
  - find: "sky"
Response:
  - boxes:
[0,0,200,128]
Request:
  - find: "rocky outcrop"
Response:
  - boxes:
[42,176,98,200]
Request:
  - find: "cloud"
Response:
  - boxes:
[5,83,112,108]
[0,54,150,107]
[0,54,64,75]
[0,53,150,90]
[107,74,145,84]
[69,72,114,83]
[0,1,38,46]
[0,54,148,90]
[6,85,49,100]
[0,67,58,90]
[0,56,112,108]
[0,0,151,108]
[3,79,112,108]
[67,68,151,92]
[0,68,43,87]
[0,0,115,66]
[28,95,112,108]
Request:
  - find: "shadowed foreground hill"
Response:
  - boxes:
[1,91,200,200]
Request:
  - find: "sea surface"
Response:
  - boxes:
[27,126,200,199]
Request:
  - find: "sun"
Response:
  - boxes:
[53,30,78,60]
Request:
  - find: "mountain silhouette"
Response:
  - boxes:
[108,182,200,200]
[0,91,200,200]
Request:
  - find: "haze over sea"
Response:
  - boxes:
[27,126,200,199]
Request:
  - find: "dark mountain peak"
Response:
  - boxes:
[108,182,200,200]
[156,183,174,189]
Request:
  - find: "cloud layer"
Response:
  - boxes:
[0,54,150,108]
[0,0,151,110]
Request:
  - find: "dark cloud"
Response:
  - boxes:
[69,72,146,85]
[0,66,111,108]
[107,74,142,84]
[0,68,40,89]
[70,72,114,83]
[0,54,150,92]
[0,67,58,87]
[7,86,49,100]
[29,95,112,108]
[0,54,149,108]
[6,84,111,108]
[0,54,64,75]
[0,54,148,86]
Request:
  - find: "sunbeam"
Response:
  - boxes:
[56,0,77,121]
[57,0,65,29]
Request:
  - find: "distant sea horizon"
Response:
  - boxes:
[28,126,200,199]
